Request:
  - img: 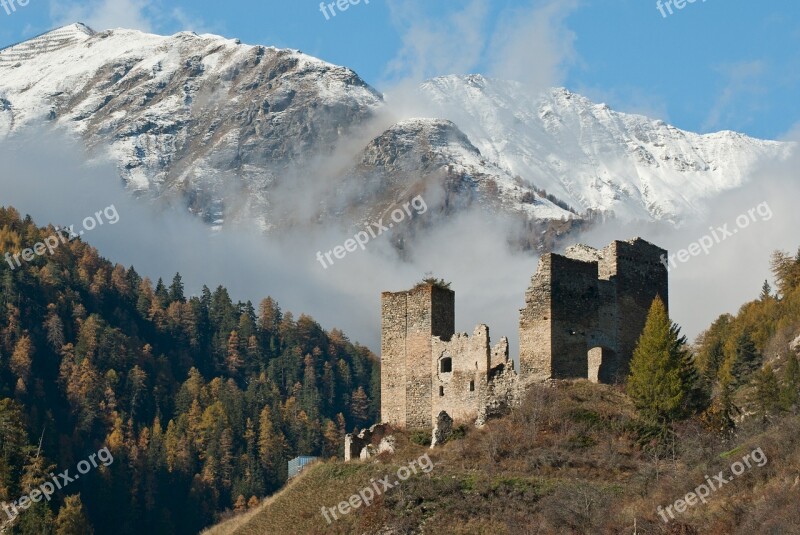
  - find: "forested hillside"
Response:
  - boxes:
[0,206,379,534]
[695,247,800,426]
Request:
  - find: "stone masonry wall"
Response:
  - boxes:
[518,237,667,385]
[549,255,601,379]
[519,255,554,383]
[381,285,455,431]
[430,325,509,425]
[601,239,668,379]
[380,291,408,427]
[379,237,667,431]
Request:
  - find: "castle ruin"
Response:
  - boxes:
[380,238,668,430]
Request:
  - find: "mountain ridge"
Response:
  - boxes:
[0,23,793,235]
[418,74,793,223]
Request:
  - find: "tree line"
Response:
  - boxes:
[0,206,380,534]
[628,247,800,433]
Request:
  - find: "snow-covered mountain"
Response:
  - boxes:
[419,75,793,223]
[0,23,386,226]
[343,118,574,222]
[0,24,793,234]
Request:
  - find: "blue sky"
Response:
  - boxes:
[1,0,798,140]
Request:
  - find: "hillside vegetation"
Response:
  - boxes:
[210,247,800,534]
[0,206,379,534]
[206,381,800,534]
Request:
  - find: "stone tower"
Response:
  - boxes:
[380,284,454,430]
[519,238,668,384]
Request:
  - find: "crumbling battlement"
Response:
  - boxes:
[430,325,512,424]
[381,237,668,430]
[520,237,668,385]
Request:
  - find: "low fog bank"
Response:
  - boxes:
[571,142,800,343]
[0,129,538,356]
[2,128,798,364]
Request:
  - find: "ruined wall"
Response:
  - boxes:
[600,239,668,380]
[476,356,520,426]
[549,255,601,379]
[519,238,667,385]
[519,255,554,383]
[380,237,667,431]
[381,285,454,430]
[430,325,509,425]
[380,291,408,427]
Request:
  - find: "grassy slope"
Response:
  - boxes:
[207,381,800,535]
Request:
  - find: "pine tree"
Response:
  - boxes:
[322,419,340,458]
[760,280,772,301]
[169,273,186,303]
[726,329,761,383]
[301,354,320,420]
[695,314,733,381]
[627,296,700,423]
[770,249,800,296]
[226,331,243,376]
[55,494,94,535]
[258,406,287,489]
[705,348,740,432]
[15,501,55,533]
[10,334,33,384]
[752,365,781,417]
[154,278,170,308]
[44,309,65,351]
[136,278,154,317]
[781,352,800,409]
[350,386,370,428]
[680,350,709,416]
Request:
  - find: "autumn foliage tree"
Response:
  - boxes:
[0,206,379,534]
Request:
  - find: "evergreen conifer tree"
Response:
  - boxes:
[781,352,800,409]
[627,296,702,422]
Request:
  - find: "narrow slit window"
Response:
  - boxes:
[469,380,475,392]
[439,386,444,396]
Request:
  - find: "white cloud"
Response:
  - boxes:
[385,0,489,83]
[384,0,578,91]
[487,0,578,92]
[779,120,800,142]
[48,0,210,34]
[0,128,538,355]
[703,60,767,132]
[49,0,156,32]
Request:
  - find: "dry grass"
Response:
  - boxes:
[204,381,800,534]
[200,468,315,535]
